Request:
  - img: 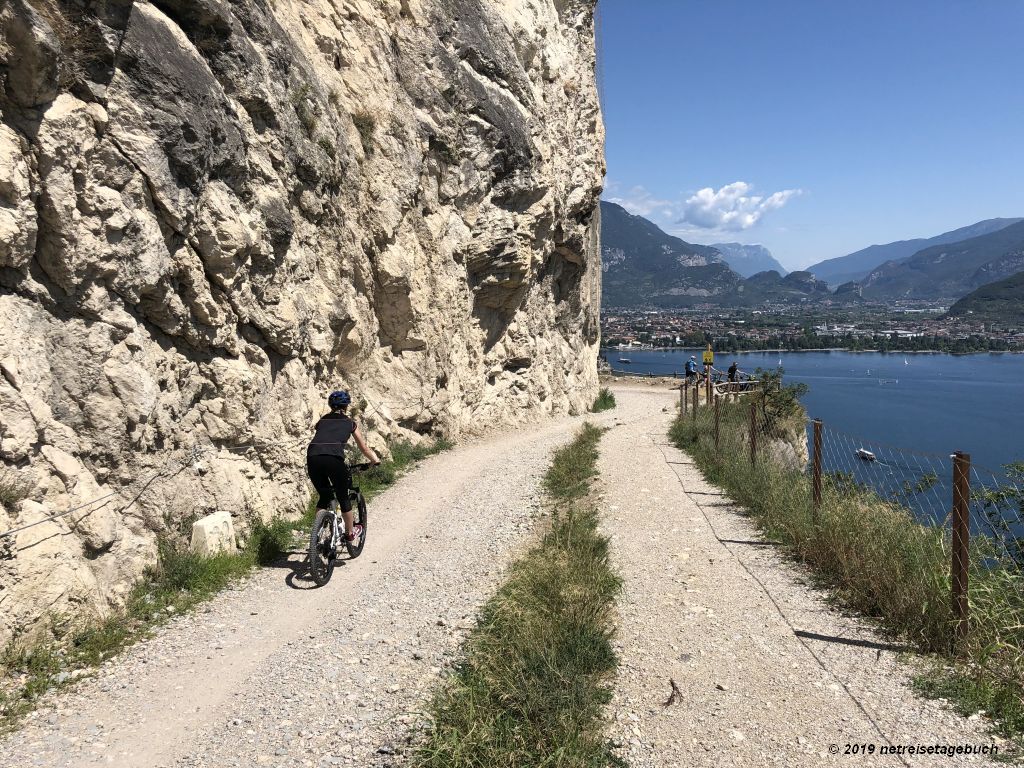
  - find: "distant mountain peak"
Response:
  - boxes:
[711,242,788,278]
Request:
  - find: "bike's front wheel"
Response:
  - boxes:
[345,492,367,559]
[308,509,335,586]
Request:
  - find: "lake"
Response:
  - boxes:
[603,348,1024,485]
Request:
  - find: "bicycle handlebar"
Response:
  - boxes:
[349,461,380,473]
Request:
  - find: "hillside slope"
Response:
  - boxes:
[808,218,1023,286]
[862,220,1024,300]
[947,271,1024,325]
[0,0,604,643]
[601,201,741,307]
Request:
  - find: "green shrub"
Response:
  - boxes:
[291,84,318,135]
[316,136,337,159]
[591,387,616,413]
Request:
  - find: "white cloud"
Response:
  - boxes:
[605,181,802,236]
[679,181,801,232]
[605,185,677,219]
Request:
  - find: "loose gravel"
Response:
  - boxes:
[601,383,1005,767]
[0,414,598,768]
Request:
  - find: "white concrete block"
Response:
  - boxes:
[189,510,237,556]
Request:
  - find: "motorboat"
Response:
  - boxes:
[856,448,876,462]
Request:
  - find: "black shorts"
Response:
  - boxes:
[306,454,352,513]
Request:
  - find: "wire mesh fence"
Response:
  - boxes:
[669,381,1024,694]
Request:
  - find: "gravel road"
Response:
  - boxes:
[0,412,600,768]
[2,383,1010,768]
[601,382,1005,767]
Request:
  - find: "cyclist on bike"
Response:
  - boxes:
[685,355,699,383]
[307,390,380,543]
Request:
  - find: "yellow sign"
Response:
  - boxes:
[702,349,714,365]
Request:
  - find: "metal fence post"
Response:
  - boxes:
[749,398,757,467]
[952,451,971,649]
[714,394,721,454]
[812,419,823,518]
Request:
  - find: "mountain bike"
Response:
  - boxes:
[308,462,373,586]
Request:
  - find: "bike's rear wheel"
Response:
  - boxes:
[345,492,367,558]
[308,509,335,586]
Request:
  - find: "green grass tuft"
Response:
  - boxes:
[590,387,616,413]
[414,422,621,768]
[914,663,1024,740]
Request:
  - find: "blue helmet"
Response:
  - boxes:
[328,390,351,409]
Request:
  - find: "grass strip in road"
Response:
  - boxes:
[0,437,450,734]
[414,423,623,768]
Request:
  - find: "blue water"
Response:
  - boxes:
[604,348,1024,476]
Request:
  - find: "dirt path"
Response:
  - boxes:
[0,411,606,768]
[600,383,1004,767]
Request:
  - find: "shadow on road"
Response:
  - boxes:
[261,549,349,590]
[719,538,783,547]
[794,629,911,654]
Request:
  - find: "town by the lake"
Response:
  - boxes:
[602,303,1024,353]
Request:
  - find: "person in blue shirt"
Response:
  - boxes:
[684,355,699,383]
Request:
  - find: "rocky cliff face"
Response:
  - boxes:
[0,0,604,643]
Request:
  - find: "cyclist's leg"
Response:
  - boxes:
[306,455,336,511]
[323,458,355,537]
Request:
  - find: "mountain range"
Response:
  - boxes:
[711,242,788,278]
[600,202,830,308]
[601,200,1024,316]
[860,220,1024,301]
[600,201,740,307]
[807,218,1023,286]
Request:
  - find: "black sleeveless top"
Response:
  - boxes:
[307,413,357,458]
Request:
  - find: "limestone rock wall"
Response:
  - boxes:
[0,0,604,643]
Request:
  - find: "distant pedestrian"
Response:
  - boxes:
[728,361,739,383]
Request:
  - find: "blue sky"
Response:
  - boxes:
[597,0,1024,270]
